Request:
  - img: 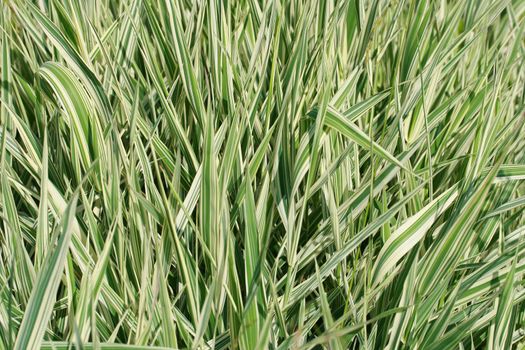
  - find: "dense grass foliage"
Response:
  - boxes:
[1,0,525,349]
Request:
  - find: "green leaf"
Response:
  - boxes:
[14,194,78,350]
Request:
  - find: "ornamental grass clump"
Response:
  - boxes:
[1,0,525,349]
